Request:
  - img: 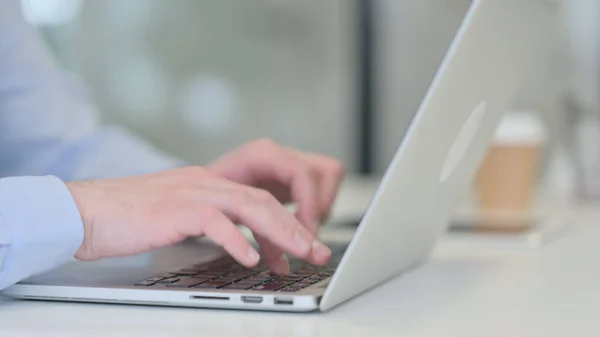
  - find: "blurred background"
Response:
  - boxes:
[19,0,600,214]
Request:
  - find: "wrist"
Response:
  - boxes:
[65,181,97,260]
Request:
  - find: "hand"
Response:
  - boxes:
[207,139,345,273]
[67,166,332,270]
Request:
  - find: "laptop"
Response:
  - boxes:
[0,0,549,312]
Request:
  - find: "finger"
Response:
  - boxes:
[208,185,331,265]
[298,153,345,221]
[255,149,320,232]
[187,206,260,268]
[258,170,319,234]
[290,168,319,233]
[254,234,289,274]
[206,141,321,231]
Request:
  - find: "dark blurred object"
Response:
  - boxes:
[356,0,376,175]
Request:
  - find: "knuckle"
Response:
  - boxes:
[196,205,222,223]
[260,218,290,242]
[235,187,274,207]
[252,188,275,204]
[329,159,345,176]
[252,137,278,150]
[274,217,289,234]
[288,159,312,178]
[232,188,257,208]
[294,160,310,172]
[178,166,208,181]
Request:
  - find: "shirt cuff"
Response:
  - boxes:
[0,176,83,288]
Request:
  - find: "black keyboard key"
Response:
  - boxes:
[214,276,239,283]
[252,281,287,291]
[214,279,236,287]
[188,277,210,283]
[274,272,292,277]
[193,280,233,289]
[157,277,180,284]
[193,284,219,289]
[229,271,256,279]
[231,275,250,282]
[236,279,266,287]
[296,280,315,287]
[288,271,313,277]
[192,284,219,289]
[214,265,242,273]
[190,265,210,272]
[174,269,200,276]
[145,276,166,282]
[254,271,272,277]
[249,265,267,272]
[280,287,301,292]
[166,278,208,288]
[222,284,253,290]
[193,271,225,278]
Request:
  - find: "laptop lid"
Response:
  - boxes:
[320,0,551,311]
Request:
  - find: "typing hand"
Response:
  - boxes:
[207,139,345,273]
[66,139,344,274]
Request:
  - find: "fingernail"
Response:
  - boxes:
[312,241,331,260]
[294,231,311,252]
[278,254,289,265]
[247,247,260,264]
[273,255,290,275]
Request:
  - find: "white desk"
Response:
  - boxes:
[1,180,599,336]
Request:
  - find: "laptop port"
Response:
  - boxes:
[241,296,263,304]
[274,297,294,305]
[190,295,229,301]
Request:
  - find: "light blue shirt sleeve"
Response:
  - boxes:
[0,0,185,290]
[0,176,84,290]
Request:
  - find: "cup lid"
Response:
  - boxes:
[494,111,547,145]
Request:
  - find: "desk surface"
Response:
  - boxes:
[1,184,598,336]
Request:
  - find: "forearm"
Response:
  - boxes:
[0,176,83,290]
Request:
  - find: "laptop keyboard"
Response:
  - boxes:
[134,246,346,293]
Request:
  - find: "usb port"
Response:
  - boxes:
[241,296,263,304]
[274,298,294,305]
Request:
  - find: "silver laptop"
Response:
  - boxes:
[0,0,549,312]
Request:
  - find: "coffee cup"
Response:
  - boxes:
[474,111,547,230]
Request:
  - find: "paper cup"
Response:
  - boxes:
[475,112,546,229]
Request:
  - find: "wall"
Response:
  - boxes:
[374,0,563,175]
[26,0,358,168]
[374,0,473,173]
[25,0,568,180]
